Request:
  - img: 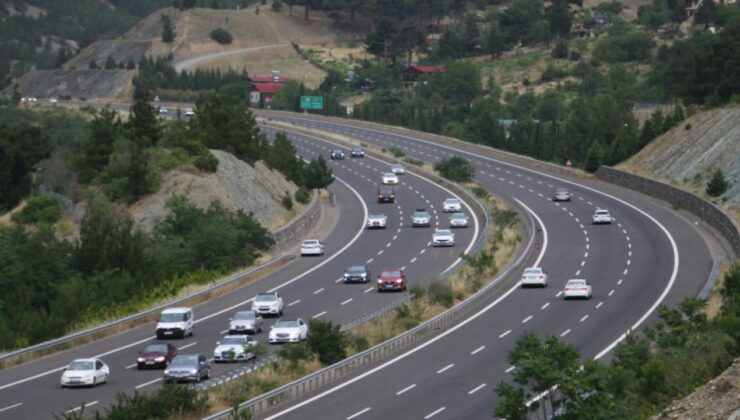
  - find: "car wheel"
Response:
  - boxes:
[195,372,201,383]
[92,377,97,387]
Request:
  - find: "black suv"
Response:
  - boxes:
[330,149,344,160]
[378,187,395,203]
[351,147,365,157]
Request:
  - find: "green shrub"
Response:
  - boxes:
[271,0,283,12]
[706,168,730,197]
[11,195,61,225]
[434,156,475,183]
[593,31,655,63]
[471,185,490,199]
[307,319,347,365]
[281,193,294,210]
[294,186,311,204]
[193,153,219,172]
[428,282,454,308]
[278,342,313,368]
[82,384,209,419]
[210,28,233,45]
[403,157,424,166]
[389,147,405,158]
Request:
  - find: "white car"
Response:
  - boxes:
[592,209,614,224]
[412,208,431,227]
[60,358,109,388]
[251,292,284,316]
[382,173,399,185]
[442,198,462,212]
[553,188,572,202]
[521,267,548,287]
[300,239,325,256]
[367,213,387,229]
[390,164,405,175]
[213,335,257,362]
[184,108,195,117]
[432,229,455,247]
[156,307,194,339]
[49,97,59,104]
[269,318,309,344]
[563,279,592,299]
[158,107,169,114]
[450,212,469,228]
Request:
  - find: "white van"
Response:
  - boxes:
[156,307,194,339]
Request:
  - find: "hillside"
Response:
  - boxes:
[11,5,335,100]
[621,108,740,204]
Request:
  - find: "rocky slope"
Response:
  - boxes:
[130,149,298,232]
[622,108,740,204]
[652,358,740,420]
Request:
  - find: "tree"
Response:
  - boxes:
[706,168,730,197]
[161,15,176,43]
[434,156,475,183]
[552,37,568,58]
[127,88,160,148]
[460,13,481,55]
[89,60,98,70]
[11,195,61,225]
[493,382,529,420]
[82,107,122,182]
[583,139,605,172]
[0,124,51,211]
[272,0,283,11]
[307,319,347,365]
[181,0,197,9]
[304,156,334,189]
[105,56,117,69]
[210,28,233,45]
[485,24,506,57]
[548,0,572,39]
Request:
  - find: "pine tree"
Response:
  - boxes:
[706,168,729,197]
[161,15,176,43]
[128,88,160,148]
[583,140,605,172]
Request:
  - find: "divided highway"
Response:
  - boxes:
[0,123,480,418]
[252,113,712,420]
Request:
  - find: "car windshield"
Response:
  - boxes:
[171,355,198,366]
[255,294,276,302]
[221,337,246,345]
[392,164,403,169]
[556,188,569,194]
[382,271,401,277]
[347,266,366,273]
[369,214,384,219]
[384,173,395,177]
[333,150,341,154]
[452,213,466,219]
[524,268,542,275]
[275,320,299,328]
[353,148,363,152]
[445,199,460,204]
[234,312,255,320]
[67,361,94,371]
[436,230,452,236]
[303,240,319,246]
[379,188,392,194]
[595,210,609,215]
[143,344,168,353]
[159,312,186,322]
[414,212,428,217]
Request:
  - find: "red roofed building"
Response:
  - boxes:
[403,65,447,81]
[249,82,283,106]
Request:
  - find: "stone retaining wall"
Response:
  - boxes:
[271,189,321,251]
[597,166,740,256]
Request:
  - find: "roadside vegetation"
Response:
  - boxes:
[494,263,740,419]
[0,89,333,351]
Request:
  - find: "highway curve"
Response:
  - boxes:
[251,113,712,420]
[0,121,481,418]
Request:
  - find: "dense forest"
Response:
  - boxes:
[0,88,332,349]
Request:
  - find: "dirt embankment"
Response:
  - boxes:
[12,69,135,100]
[621,108,740,204]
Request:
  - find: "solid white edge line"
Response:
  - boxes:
[263,197,547,420]
[0,175,369,392]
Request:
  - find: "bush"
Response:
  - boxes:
[294,186,311,204]
[706,168,730,197]
[85,384,209,419]
[428,282,454,308]
[593,31,655,62]
[307,319,347,365]
[568,50,581,61]
[271,0,283,12]
[281,193,294,210]
[193,153,219,173]
[434,156,475,183]
[389,147,405,158]
[11,195,61,225]
[210,28,233,45]
[278,342,313,368]
[552,39,569,58]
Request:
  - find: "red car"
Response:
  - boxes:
[377,269,407,292]
[137,343,178,369]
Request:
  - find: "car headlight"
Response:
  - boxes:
[137,357,145,362]
[155,356,165,362]
[164,369,171,375]
[189,369,197,374]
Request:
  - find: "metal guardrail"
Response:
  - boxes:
[698,257,722,300]
[0,255,293,364]
[204,199,537,419]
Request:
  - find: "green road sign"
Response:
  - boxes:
[300,96,324,110]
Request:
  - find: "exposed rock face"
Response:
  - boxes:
[130,150,297,232]
[652,358,740,420]
[626,108,740,204]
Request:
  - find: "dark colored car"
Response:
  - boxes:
[351,147,365,157]
[137,343,178,369]
[344,265,370,283]
[163,354,210,383]
[378,187,395,203]
[377,269,407,292]
[330,149,345,160]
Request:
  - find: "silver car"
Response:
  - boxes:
[432,229,455,247]
[553,188,572,202]
[442,198,462,212]
[412,208,431,227]
[228,310,263,334]
[563,279,592,299]
[213,335,257,363]
[367,213,387,229]
[592,209,614,224]
[450,212,469,228]
[164,354,210,383]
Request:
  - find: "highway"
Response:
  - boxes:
[0,120,480,418]
[250,113,712,420]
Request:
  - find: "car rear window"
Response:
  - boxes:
[382,270,401,277]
